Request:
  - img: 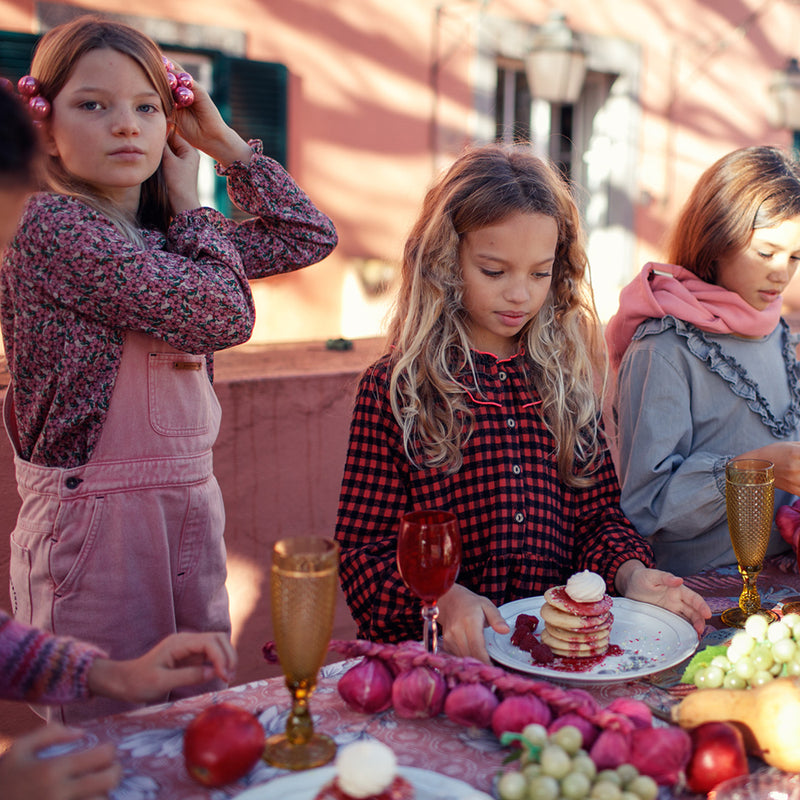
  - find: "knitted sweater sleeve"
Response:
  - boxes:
[0,611,106,704]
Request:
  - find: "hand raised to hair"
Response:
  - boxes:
[171,74,253,169]
[161,130,201,213]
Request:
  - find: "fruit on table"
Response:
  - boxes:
[495,723,659,800]
[688,613,800,690]
[684,722,748,795]
[183,702,265,787]
[673,676,800,772]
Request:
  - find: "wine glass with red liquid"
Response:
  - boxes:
[397,510,461,653]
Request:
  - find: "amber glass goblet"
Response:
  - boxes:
[263,537,338,770]
[396,510,461,653]
[721,459,779,628]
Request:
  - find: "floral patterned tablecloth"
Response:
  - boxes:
[78,554,800,800]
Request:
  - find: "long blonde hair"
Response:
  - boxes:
[29,15,175,240]
[387,143,606,487]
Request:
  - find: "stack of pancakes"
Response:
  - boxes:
[539,585,613,658]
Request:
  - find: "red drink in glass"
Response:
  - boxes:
[397,510,461,652]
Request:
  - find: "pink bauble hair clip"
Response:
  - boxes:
[162,57,195,108]
[7,56,195,124]
[16,75,51,122]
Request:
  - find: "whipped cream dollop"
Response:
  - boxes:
[565,570,605,603]
[336,741,397,798]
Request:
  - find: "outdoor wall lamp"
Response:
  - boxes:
[524,11,586,104]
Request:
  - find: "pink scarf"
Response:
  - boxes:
[605,262,782,369]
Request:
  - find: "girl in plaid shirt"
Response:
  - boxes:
[335,144,710,662]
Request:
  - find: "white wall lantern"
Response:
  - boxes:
[768,58,800,131]
[525,11,587,104]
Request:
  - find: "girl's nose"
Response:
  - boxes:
[769,259,792,282]
[111,107,140,135]
[505,278,530,303]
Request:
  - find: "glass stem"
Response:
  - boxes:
[285,682,314,745]
[738,565,763,616]
[422,602,439,653]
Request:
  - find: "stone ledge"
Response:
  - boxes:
[0,336,387,393]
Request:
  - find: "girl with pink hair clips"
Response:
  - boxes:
[1,15,336,724]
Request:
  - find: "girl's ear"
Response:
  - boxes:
[39,120,60,158]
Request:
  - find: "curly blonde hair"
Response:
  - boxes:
[387,143,607,487]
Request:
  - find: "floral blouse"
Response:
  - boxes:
[1,143,337,468]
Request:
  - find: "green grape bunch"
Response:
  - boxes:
[692,613,800,690]
[495,724,658,800]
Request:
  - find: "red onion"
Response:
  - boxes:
[776,500,800,550]
[444,683,499,729]
[391,665,447,719]
[548,712,599,748]
[337,657,394,714]
[589,728,632,769]
[629,726,692,786]
[491,694,552,739]
[605,697,653,729]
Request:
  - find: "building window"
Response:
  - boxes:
[550,102,575,181]
[495,64,530,143]
[493,60,576,182]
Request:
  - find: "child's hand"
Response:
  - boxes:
[738,442,800,496]
[161,130,201,213]
[616,561,711,635]
[0,725,121,800]
[87,631,237,703]
[172,76,253,169]
[437,583,509,663]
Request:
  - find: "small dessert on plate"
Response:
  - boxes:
[540,570,613,658]
[314,740,414,800]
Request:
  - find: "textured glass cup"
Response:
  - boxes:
[720,459,778,628]
[397,510,461,653]
[263,537,338,770]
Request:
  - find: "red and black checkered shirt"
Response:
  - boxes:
[335,350,655,644]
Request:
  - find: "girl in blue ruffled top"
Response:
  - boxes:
[606,146,800,576]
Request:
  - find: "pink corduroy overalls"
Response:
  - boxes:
[5,330,230,723]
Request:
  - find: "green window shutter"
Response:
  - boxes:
[213,54,288,217]
[0,32,40,82]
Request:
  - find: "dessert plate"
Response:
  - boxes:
[235,765,492,799]
[485,596,699,684]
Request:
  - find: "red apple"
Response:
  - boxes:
[685,721,749,795]
[184,702,265,787]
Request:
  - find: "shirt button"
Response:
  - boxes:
[514,512,525,523]
[65,477,83,490]
[498,371,507,381]
[512,464,521,475]
[507,418,516,428]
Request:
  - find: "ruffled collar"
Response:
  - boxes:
[637,316,800,439]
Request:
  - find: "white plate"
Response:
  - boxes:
[484,596,699,684]
[235,765,492,800]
